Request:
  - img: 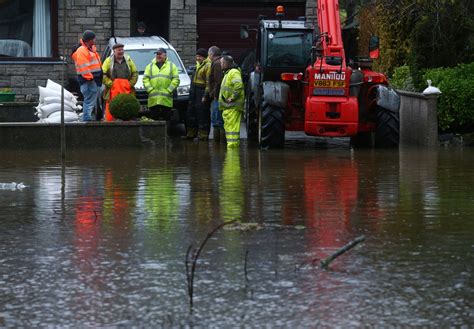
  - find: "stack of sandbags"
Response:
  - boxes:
[36,79,82,123]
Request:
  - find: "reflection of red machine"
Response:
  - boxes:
[74,194,102,274]
[303,157,358,248]
[244,1,400,149]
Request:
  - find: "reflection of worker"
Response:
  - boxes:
[143,170,179,221]
[102,43,138,121]
[71,30,102,122]
[219,55,244,148]
[133,21,148,37]
[184,48,211,141]
[220,149,243,221]
[143,48,180,122]
[205,46,225,144]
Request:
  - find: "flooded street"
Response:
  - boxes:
[1,135,473,327]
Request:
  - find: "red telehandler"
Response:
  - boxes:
[241,1,400,148]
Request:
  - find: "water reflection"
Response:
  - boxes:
[141,169,180,222]
[0,145,473,327]
[303,155,358,249]
[220,149,244,221]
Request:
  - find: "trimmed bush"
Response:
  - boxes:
[109,93,140,121]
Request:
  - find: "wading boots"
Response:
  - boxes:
[182,127,197,140]
[193,130,209,142]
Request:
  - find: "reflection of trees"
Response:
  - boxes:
[395,149,473,236]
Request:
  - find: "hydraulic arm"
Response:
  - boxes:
[304,0,358,137]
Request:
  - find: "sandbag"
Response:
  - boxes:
[41,111,80,123]
[36,102,76,118]
[376,85,400,112]
[41,96,78,110]
[46,79,77,104]
[38,86,77,105]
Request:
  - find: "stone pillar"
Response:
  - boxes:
[306,0,318,28]
[169,0,197,67]
[398,90,439,147]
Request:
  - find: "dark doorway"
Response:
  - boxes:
[198,1,306,63]
[130,0,170,39]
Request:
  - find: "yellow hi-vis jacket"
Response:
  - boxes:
[143,58,180,108]
[218,67,244,112]
[193,58,211,88]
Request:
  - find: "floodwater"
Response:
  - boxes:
[1,134,473,327]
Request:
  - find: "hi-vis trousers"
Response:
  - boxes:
[222,109,242,148]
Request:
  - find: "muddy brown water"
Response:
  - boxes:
[1,135,473,326]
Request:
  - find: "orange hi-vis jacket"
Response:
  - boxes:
[72,39,102,84]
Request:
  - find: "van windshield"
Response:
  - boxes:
[126,49,185,74]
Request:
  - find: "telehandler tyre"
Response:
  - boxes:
[245,89,258,142]
[259,104,285,149]
[375,107,399,148]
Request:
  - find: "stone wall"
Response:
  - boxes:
[169,0,197,67]
[0,121,167,148]
[398,90,439,147]
[305,0,318,27]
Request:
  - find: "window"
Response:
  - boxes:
[0,0,52,58]
[266,30,313,68]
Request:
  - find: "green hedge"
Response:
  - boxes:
[390,65,415,91]
[391,62,474,132]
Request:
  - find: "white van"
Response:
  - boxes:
[102,36,191,122]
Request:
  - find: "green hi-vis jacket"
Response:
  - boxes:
[219,67,244,112]
[102,54,138,101]
[143,58,180,108]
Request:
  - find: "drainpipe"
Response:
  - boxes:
[111,0,115,38]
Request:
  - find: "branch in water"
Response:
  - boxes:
[320,235,366,269]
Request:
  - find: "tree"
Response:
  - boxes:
[366,0,474,84]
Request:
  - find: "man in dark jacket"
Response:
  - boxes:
[132,21,148,37]
[204,46,225,143]
[183,48,211,141]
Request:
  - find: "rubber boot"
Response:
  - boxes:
[219,128,227,144]
[194,130,209,142]
[182,127,197,140]
[213,127,220,143]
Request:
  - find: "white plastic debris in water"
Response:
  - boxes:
[423,80,442,95]
[0,182,27,190]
